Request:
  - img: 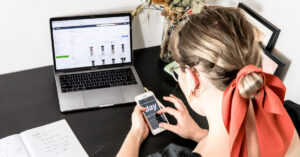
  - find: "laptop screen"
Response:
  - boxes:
[51,15,131,70]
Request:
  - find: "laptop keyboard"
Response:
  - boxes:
[59,68,137,93]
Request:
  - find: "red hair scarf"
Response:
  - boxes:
[222,65,294,157]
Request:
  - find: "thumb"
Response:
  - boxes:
[159,123,178,134]
[135,105,147,112]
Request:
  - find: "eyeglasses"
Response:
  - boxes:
[170,64,189,82]
[170,65,179,82]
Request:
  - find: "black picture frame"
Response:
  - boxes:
[238,3,284,78]
[238,2,280,52]
[262,49,285,77]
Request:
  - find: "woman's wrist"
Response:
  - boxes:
[128,128,145,145]
[190,128,208,142]
[116,129,144,157]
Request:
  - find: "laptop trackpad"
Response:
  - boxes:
[83,88,124,107]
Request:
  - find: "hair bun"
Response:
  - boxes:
[238,72,264,98]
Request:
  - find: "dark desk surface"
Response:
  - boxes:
[0,46,208,156]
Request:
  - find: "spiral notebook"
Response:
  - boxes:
[0,119,88,157]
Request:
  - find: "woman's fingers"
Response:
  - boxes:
[157,107,179,118]
[163,95,185,111]
[170,94,187,110]
[159,122,178,134]
[170,94,184,105]
[134,104,147,112]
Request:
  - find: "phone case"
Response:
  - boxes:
[135,92,169,135]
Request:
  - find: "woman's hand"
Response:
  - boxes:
[116,105,149,157]
[130,104,149,144]
[158,94,208,142]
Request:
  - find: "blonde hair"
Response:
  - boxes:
[169,7,263,98]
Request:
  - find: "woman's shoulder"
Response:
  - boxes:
[285,129,300,157]
[193,134,230,157]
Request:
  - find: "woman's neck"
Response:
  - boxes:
[193,87,231,156]
[194,87,225,134]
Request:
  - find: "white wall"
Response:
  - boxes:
[0,0,299,103]
[0,0,164,74]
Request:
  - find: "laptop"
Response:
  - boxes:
[50,13,145,112]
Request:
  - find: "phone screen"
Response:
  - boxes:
[139,96,167,129]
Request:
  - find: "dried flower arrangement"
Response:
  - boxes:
[132,0,206,63]
[132,0,206,24]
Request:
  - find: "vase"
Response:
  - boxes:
[160,19,176,63]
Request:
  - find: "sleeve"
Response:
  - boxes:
[146,143,201,157]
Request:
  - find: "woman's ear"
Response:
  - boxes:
[185,68,199,90]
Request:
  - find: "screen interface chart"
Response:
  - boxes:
[52,16,131,70]
[139,96,167,129]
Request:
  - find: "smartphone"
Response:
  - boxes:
[135,91,169,135]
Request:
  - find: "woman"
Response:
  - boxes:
[117,7,300,157]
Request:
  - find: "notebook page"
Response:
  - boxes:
[20,119,88,157]
[0,134,30,157]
